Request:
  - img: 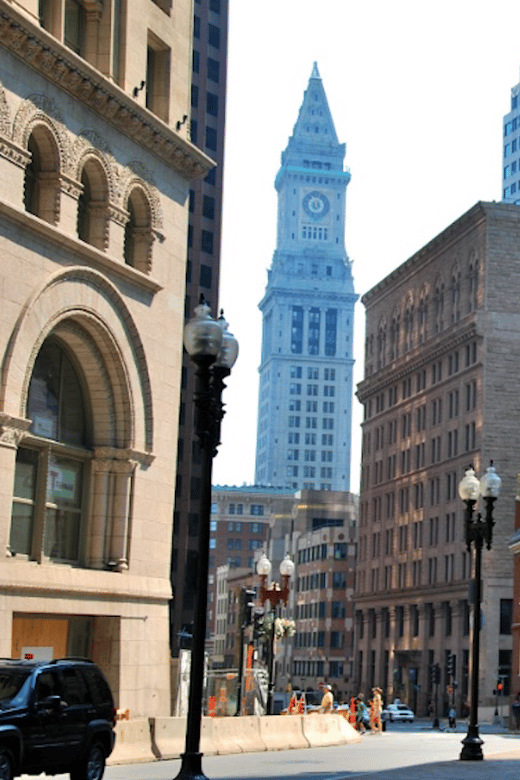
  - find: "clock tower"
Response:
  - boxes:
[255,63,358,492]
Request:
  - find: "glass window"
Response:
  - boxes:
[9,339,91,563]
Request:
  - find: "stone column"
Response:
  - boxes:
[58,174,82,234]
[88,458,112,569]
[109,459,136,571]
[107,203,128,259]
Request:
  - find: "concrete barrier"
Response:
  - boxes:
[200,716,222,756]
[108,719,156,765]
[303,712,360,747]
[150,716,187,760]
[258,714,309,750]
[213,715,267,754]
[110,712,360,765]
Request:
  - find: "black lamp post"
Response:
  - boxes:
[174,297,238,780]
[459,462,501,762]
[256,552,294,715]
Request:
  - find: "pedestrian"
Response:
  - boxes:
[355,694,368,733]
[371,687,383,733]
[448,706,456,729]
[320,684,334,713]
[428,700,434,718]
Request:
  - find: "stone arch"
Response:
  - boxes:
[124,163,163,231]
[77,152,111,250]
[1,267,153,454]
[12,94,70,172]
[123,183,153,272]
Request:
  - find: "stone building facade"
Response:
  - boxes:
[356,202,520,718]
[0,0,211,715]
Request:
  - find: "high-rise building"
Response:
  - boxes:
[171,0,228,657]
[0,0,210,715]
[255,63,358,492]
[502,70,520,203]
[356,202,518,719]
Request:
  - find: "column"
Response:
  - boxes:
[88,457,112,569]
[109,459,136,571]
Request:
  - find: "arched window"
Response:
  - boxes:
[418,287,428,343]
[435,280,444,334]
[10,339,90,563]
[24,128,60,224]
[124,187,153,272]
[468,258,479,313]
[77,159,108,250]
[451,269,461,323]
[404,297,414,352]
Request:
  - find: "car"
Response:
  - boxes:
[381,703,415,722]
[0,657,116,780]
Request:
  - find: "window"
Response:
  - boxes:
[24,130,60,225]
[205,127,217,152]
[207,58,219,83]
[146,34,171,122]
[208,23,220,48]
[124,187,153,272]
[10,340,88,562]
[64,0,86,54]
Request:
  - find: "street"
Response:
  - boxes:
[103,722,520,780]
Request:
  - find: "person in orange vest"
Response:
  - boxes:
[349,696,357,726]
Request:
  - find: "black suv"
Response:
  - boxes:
[0,658,116,780]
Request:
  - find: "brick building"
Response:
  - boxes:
[356,202,520,718]
[282,489,358,702]
[0,0,210,715]
[209,484,294,665]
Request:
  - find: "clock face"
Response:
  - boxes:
[302,190,330,220]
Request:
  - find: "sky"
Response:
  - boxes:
[212,0,520,490]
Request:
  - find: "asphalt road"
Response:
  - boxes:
[103,722,520,780]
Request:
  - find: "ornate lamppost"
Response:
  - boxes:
[256,552,295,715]
[459,462,501,762]
[175,297,238,780]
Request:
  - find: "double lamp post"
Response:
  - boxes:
[458,462,501,762]
[175,297,238,780]
[256,552,295,715]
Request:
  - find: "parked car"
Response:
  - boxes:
[0,657,116,780]
[381,702,415,722]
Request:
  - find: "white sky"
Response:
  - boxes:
[212,0,520,491]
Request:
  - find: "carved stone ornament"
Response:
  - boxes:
[0,10,213,180]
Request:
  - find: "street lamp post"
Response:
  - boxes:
[175,297,238,780]
[256,552,295,715]
[459,463,501,762]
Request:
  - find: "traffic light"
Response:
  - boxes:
[497,678,504,695]
[242,588,256,626]
[430,664,440,686]
[447,654,456,678]
[253,609,264,641]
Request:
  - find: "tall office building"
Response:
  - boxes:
[171,0,229,656]
[356,202,518,719]
[502,70,520,203]
[255,63,358,492]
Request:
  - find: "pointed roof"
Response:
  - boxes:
[287,62,339,150]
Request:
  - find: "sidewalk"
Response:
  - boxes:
[359,722,520,780]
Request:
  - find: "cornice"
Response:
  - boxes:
[357,320,479,400]
[0,7,214,181]
[361,202,488,306]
